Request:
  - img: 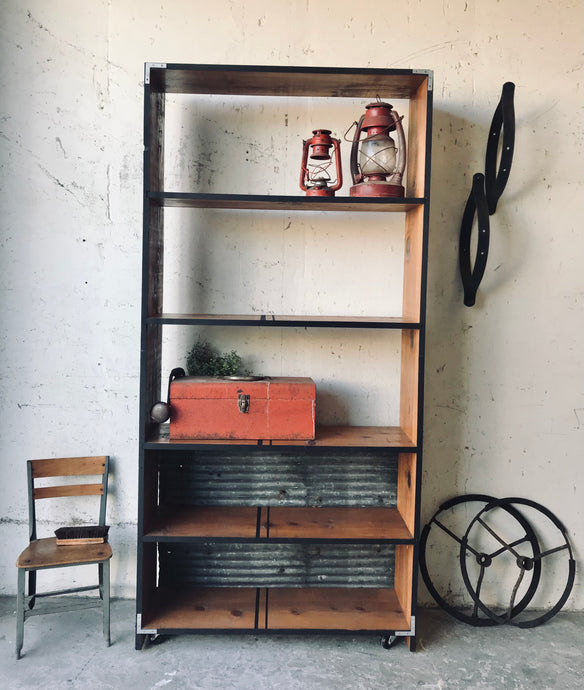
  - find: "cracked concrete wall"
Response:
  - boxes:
[0,0,582,611]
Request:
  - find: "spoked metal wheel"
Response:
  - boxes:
[460,497,576,628]
[420,494,541,626]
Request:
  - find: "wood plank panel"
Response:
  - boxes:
[33,484,103,500]
[17,537,112,569]
[151,192,423,212]
[145,506,260,538]
[403,205,424,322]
[149,313,419,328]
[148,425,416,448]
[267,588,409,631]
[399,331,420,445]
[397,453,417,537]
[30,456,106,478]
[143,587,258,630]
[406,79,429,198]
[266,507,412,540]
[149,65,429,99]
[272,425,416,448]
[394,544,414,628]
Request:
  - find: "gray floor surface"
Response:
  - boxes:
[0,596,582,689]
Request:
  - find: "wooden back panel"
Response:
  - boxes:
[30,456,107,479]
[29,456,108,501]
[27,456,110,540]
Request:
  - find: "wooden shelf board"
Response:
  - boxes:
[143,587,258,630]
[147,64,430,99]
[145,425,416,449]
[143,506,413,541]
[145,506,259,539]
[147,313,420,329]
[272,425,416,448]
[266,507,413,541]
[267,587,409,631]
[141,586,410,632]
[149,192,424,212]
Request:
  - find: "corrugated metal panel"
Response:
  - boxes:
[159,450,398,507]
[159,543,395,588]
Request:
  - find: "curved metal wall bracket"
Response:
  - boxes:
[458,82,515,306]
[485,82,516,215]
[459,173,490,307]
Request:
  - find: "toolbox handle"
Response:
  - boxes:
[150,368,186,423]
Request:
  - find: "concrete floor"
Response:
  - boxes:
[0,597,582,689]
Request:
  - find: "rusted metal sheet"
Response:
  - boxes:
[159,450,399,507]
[159,543,395,588]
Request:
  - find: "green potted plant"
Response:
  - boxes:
[186,339,249,378]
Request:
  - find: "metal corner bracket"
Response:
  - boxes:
[136,613,157,635]
[413,69,433,90]
[144,63,167,84]
[394,616,416,636]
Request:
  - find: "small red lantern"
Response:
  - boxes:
[349,102,406,198]
[300,129,342,197]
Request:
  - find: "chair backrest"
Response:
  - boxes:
[27,456,110,541]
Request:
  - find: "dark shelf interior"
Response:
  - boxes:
[147,64,430,99]
[148,192,425,212]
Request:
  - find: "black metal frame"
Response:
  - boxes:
[137,64,433,652]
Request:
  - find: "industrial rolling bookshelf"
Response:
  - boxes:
[137,64,432,651]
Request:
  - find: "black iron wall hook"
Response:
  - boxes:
[485,82,515,214]
[459,82,515,307]
[459,173,490,307]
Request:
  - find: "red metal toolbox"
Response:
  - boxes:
[169,376,316,440]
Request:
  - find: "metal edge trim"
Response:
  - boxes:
[145,63,167,84]
[136,613,157,635]
[413,69,433,90]
[394,615,415,636]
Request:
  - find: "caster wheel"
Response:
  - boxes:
[381,635,397,649]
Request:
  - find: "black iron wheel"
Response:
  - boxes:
[460,497,575,628]
[420,494,541,626]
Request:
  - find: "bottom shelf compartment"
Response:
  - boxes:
[143,587,259,630]
[141,587,411,633]
[265,587,410,631]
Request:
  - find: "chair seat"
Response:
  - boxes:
[17,537,112,570]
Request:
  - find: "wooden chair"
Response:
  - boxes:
[15,456,112,659]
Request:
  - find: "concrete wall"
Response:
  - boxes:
[0,0,582,611]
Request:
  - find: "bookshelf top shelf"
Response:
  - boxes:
[148,192,425,212]
[146,64,432,98]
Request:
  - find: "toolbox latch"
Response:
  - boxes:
[238,393,250,414]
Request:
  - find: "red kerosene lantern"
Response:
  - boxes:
[299,129,342,197]
[348,102,406,197]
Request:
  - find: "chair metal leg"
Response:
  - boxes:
[98,562,104,600]
[28,570,37,609]
[16,568,26,659]
[102,560,111,646]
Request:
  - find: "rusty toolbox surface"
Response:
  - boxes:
[169,376,316,440]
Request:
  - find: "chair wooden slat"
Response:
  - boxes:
[33,484,104,500]
[30,456,107,478]
[17,537,112,569]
